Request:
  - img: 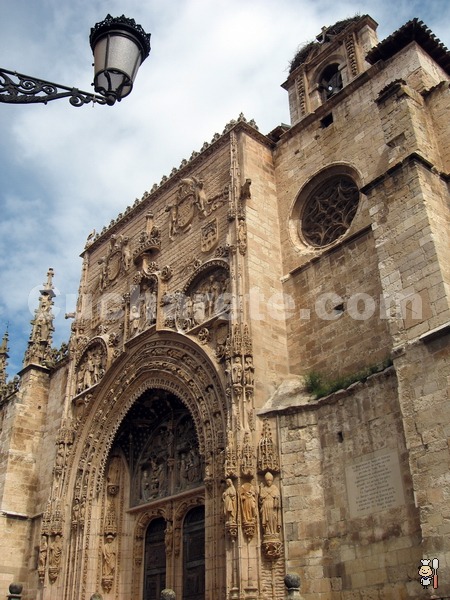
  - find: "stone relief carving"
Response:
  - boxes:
[259,472,281,535]
[127,275,158,339]
[259,471,282,559]
[176,268,230,332]
[48,533,63,583]
[166,177,227,240]
[223,478,238,538]
[201,218,219,253]
[102,535,117,590]
[39,423,75,584]
[240,482,257,539]
[237,218,247,255]
[75,341,107,394]
[240,431,255,477]
[38,534,48,578]
[224,429,237,478]
[133,415,203,506]
[257,418,280,474]
[101,456,121,592]
[345,33,358,77]
[133,213,161,262]
[98,234,131,290]
[161,292,177,329]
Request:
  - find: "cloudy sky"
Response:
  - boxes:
[0,0,449,376]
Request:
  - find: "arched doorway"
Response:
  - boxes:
[107,388,206,598]
[64,332,227,600]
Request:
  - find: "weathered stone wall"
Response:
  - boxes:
[367,159,450,345]
[278,367,423,599]
[239,130,290,400]
[426,80,450,172]
[395,335,450,598]
[0,365,55,599]
[283,230,391,378]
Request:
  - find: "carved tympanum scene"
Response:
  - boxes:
[113,390,203,505]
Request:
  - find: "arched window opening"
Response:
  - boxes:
[300,174,360,247]
[319,63,343,100]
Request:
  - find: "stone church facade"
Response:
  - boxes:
[0,14,449,600]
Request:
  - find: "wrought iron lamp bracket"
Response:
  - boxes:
[0,68,111,106]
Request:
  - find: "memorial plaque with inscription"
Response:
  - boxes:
[345,449,405,518]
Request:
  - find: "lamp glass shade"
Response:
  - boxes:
[93,32,142,99]
[90,15,151,102]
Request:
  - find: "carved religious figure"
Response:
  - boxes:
[48,533,63,581]
[166,200,179,240]
[145,289,157,325]
[244,356,255,387]
[232,356,243,386]
[122,236,132,271]
[223,478,237,524]
[178,268,230,331]
[130,304,141,336]
[259,472,281,535]
[240,482,257,539]
[76,344,107,394]
[102,534,117,578]
[39,534,48,571]
[141,469,150,502]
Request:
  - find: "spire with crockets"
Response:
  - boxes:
[23,268,56,368]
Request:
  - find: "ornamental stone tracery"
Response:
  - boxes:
[300,174,360,247]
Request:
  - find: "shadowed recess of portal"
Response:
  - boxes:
[113,389,204,506]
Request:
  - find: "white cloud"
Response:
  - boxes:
[0,0,448,375]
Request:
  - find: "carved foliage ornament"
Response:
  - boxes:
[102,456,121,592]
[257,418,280,474]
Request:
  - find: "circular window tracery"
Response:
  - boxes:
[300,175,359,247]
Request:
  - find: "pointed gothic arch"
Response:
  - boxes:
[59,331,226,600]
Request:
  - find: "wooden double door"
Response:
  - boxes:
[144,506,205,600]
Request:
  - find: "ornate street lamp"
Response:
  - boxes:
[0,15,151,107]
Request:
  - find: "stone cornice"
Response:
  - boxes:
[82,116,271,256]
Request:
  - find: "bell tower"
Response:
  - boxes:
[282,15,379,124]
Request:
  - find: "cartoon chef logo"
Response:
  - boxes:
[419,558,439,589]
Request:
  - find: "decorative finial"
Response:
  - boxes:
[0,329,9,387]
[23,269,56,368]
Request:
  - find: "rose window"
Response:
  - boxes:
[300,175,359,247]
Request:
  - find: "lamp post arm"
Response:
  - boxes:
[0,67,112,106]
